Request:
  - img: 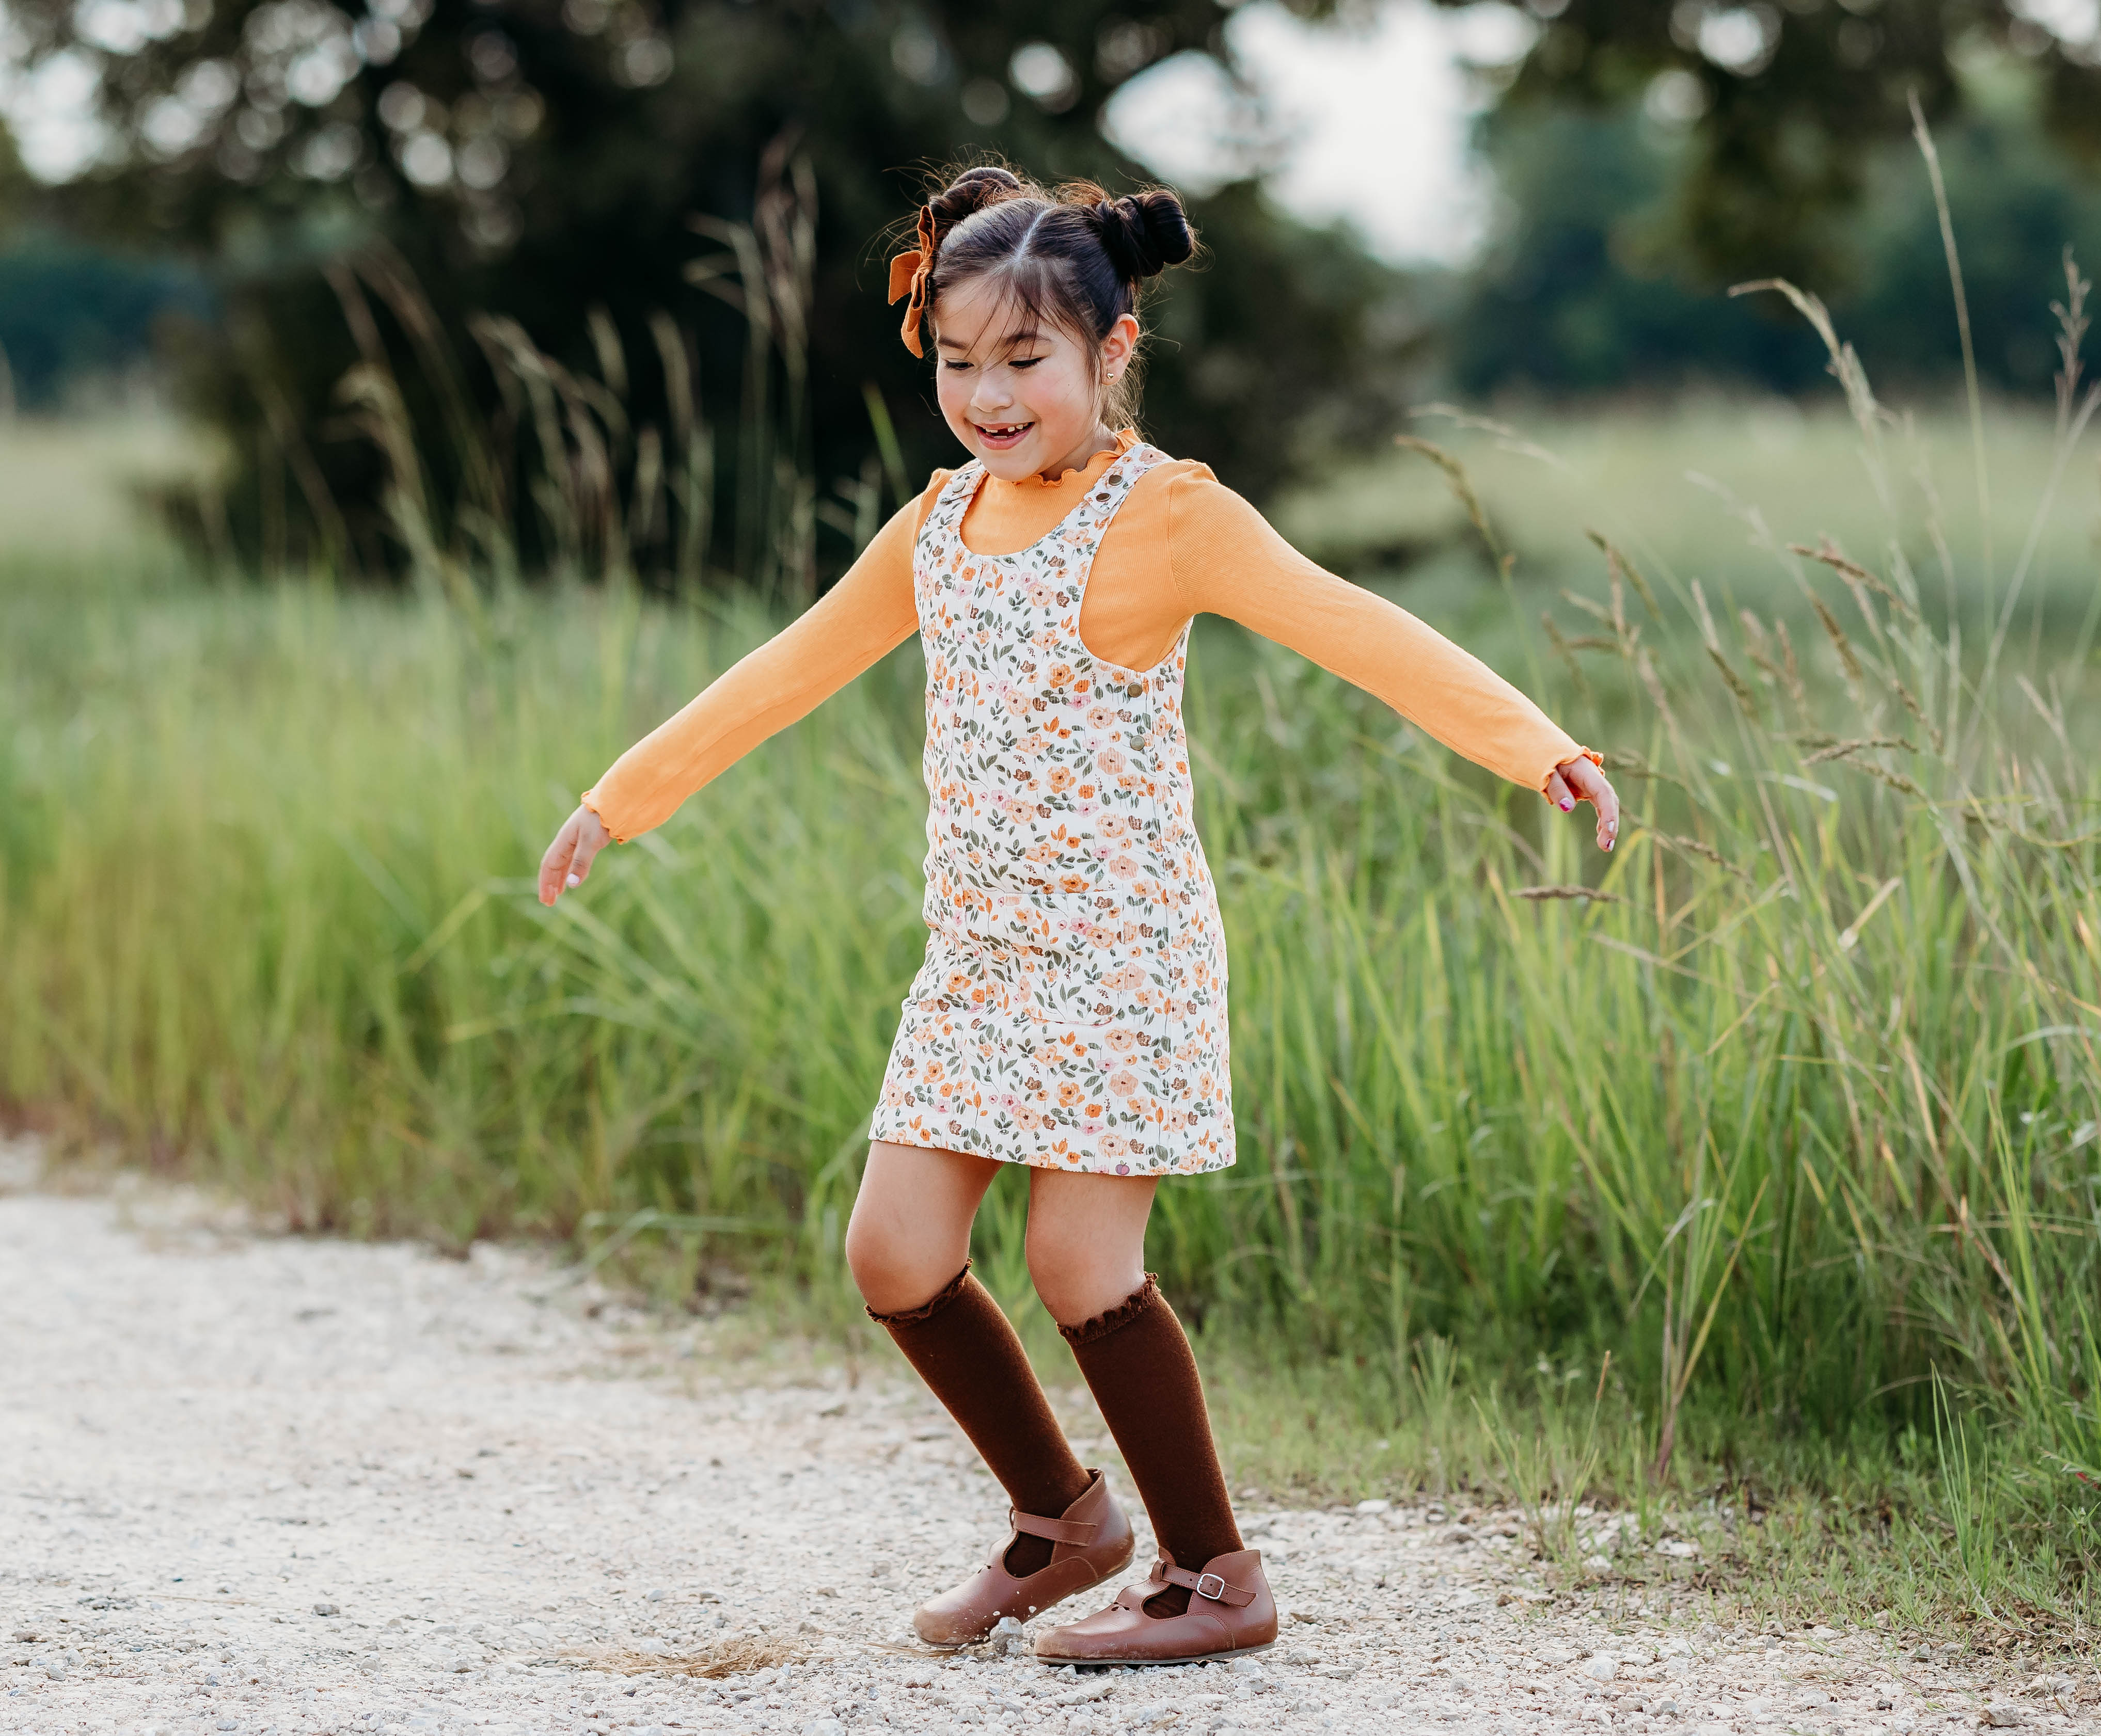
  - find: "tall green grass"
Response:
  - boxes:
[5,198,2100,1630]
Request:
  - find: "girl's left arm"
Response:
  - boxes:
[1168,471,1617,850]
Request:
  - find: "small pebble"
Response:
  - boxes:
[312,1602,339,1617]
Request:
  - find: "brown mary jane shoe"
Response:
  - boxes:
[912,1469,1135,1648]
[1032,1547,1276,1666]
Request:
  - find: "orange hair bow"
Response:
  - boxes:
[887,203,938,358]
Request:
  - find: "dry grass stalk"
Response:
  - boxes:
[1396,433,1508,575]
[1540,612,1593,702]
[1789,538,1920,625]
[1585,529,1662,621]
[1801,737,1915,765]
[1653,833,1754,885]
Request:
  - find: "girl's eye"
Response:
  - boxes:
[1011,357,1043,370]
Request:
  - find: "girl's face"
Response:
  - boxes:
[931,272,1139,484]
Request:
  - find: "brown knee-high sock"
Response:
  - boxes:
[869,1262,1093,1576]
[1061,1274,1243,1616]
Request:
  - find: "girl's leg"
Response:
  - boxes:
[847,1141,1093,1575]
[844,1139,1000,1314]
[1025,1170,1243,1614]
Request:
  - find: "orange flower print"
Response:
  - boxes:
[870,443,1233,1180]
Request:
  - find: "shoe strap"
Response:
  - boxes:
[1151,1559,1257,1608]
[1008,1507,1100,1547]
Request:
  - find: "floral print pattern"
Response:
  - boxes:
[869,446,1235,1176]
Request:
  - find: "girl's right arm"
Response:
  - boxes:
[538,486,937,905]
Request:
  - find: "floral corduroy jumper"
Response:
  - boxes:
[868,444,1234,1176]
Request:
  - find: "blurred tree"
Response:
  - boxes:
[0,0,1429,578]
[0,231,213,409]
[1449,63,2101,398]
[10,0,2090,574]
[1452,0,2101,290]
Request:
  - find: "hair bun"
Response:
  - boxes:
[927,165,1024,231]
[1092,189,1195,281]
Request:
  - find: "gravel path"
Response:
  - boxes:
[2,1153,2086,1736]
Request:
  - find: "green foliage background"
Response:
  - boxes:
[1454,68,2101,397]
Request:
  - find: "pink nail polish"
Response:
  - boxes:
[1560,799,1574,811]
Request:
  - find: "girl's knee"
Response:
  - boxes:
[1026,1227,1137,1327]
[1022,1215,1077,1289]
[845,1214,957,1316]
[842,1213,897,1298]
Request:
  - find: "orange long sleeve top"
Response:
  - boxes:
[582,431,1594,843]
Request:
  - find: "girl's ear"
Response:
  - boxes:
[1099,312,1141,383]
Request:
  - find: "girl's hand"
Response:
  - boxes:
[539,804,613,905]
[1545,755,1619,852]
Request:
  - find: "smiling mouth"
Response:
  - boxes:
[975,421,1034,444]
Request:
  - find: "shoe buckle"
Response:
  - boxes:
[1193,1571,1227,1602]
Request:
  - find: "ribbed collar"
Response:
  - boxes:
[982,426,1140,497]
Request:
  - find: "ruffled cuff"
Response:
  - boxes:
[865,1259,974,1326]
[1058,1272,1163,1346]
[579,789,628,845]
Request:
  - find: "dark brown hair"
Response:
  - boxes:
[908,164,1197,428]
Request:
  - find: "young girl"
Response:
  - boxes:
[539,165,1617,1666]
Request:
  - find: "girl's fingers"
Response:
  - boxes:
[538,818,579,905]
[1546,757,1621,852]
[539,806,612,903]
[1565,758,1621,852]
